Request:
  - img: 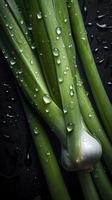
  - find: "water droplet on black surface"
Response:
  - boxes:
[25,153,32,168]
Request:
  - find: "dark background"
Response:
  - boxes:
[0,0,112,199]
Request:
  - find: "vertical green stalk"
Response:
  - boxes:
[67,0,112,140]
[23,0,61,107]
[92,162,112,200]
[38,0,102,170]
[20,97,71,200]
[53,0,112,173]
[78,172,100,200]
[75,69,112,172]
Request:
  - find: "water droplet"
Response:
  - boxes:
[43,94,52,104]
[96,22,107,29]
[6,23,9,27]
[94,48,99,53]
[11,97,15,101]
[44,14,47,18]
[3,134,10,139]
[84,6,87,12]
[69,85,74,96]
[34,127,39,135]
[57,58,61,65]
[88,114,92,118]
[37,12,42,19]
[35,88,39,92]
[87,22,92,26]
[81,37,86,41]
[64,18,68,23]
[30,60,34,65]
[70,90,74,96]
[53,48,59,57]
[8,105,12,109]
[103,46,109,50]
[18,70,22,75]
[107,81,112,85]
[5,3,8,7]
[20,20,24,25]
[63,71,67,75]
[58,77,63,83]
[31,44,36,50]
[28,25,32,31]
[97,14,105,19]
[6,113,14,118]
[19,48,23,53]
[63,107,68,114]
[4,54,8,59]
[68,44,72,48]
[76,159,80,163]
[10,59,16,66]
[56,27,62,35]
[66,122,74,133]
[11,33,14,37]
[34,94,37,98]
[9,25,13,30]
[46,152,51,156]
[68,32,71,36]
[20,79,23,83]
[98,59,104,64]
[45,108,49,113]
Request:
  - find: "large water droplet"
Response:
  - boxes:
[37,12,42,19]
[66,122,74,133]
[96,22,107,29]
[43,94,52,104]
[34,127,39,135]
[56,27,62,35]
[10,59,16,66]
[53,48,59,57]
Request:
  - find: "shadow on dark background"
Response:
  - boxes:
[0,0,112,199]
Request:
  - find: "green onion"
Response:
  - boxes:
[20,95,71,200]
[0,0,66,145]
[38,0,102,170]
[67,0,112,140]
[78,172,100,200]
[0,0,102,170]
[6,0,33,46]
[23,0,61,107]
[75,69,112,172]
[52,0,112,173]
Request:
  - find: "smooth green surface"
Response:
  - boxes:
[78,172,100,200]
[92,162,112,200]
